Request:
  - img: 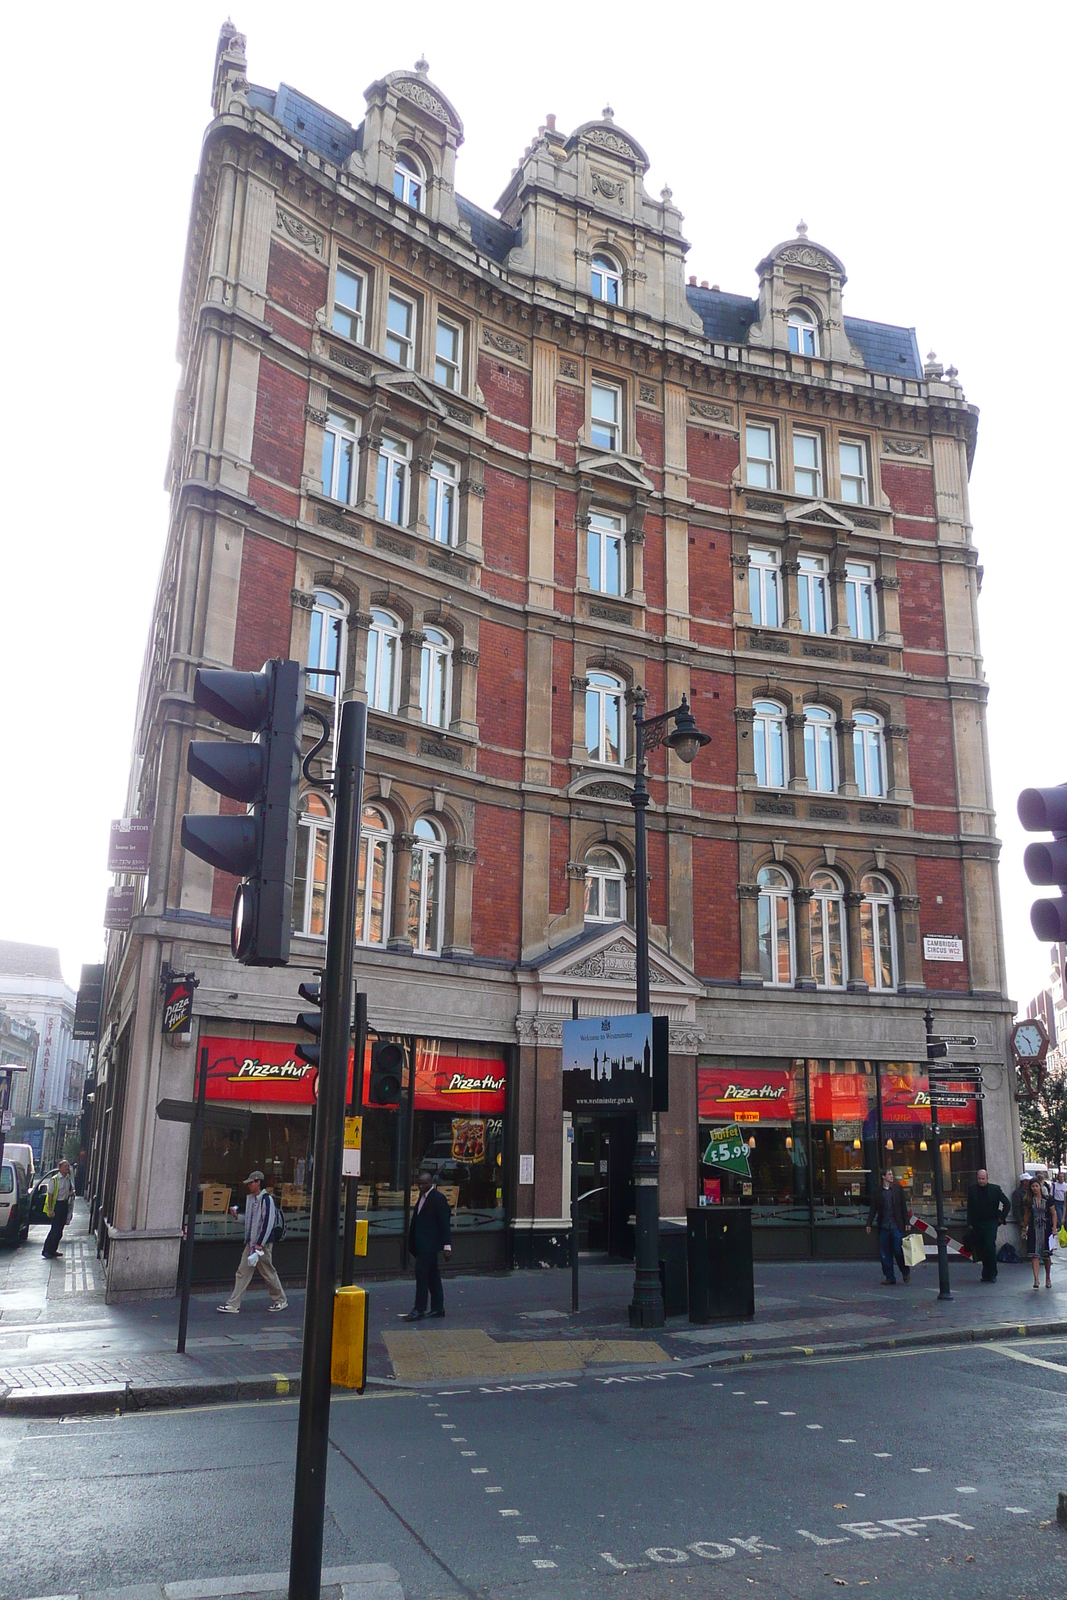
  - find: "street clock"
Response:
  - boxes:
[1010,1017,1050,1101]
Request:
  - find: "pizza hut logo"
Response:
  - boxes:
[720,1083,787,1102]
[442,1072,506,1095]
[226,1057,316,1082]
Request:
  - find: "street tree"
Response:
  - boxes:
[1019,1065,1067,1169]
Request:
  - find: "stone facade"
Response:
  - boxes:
[88,26,1019,1296]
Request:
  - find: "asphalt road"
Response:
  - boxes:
[1,1338,1065,1600]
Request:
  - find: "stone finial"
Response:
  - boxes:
[415,54,429,75]
[945,364,959,382]
[602,104,615,121]
[923,350,944,379]
[796,219,808,236]
[660,184,673,203]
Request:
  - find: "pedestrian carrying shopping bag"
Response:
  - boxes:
[1059,1224,1067,1249]
[902,1233,926,1269]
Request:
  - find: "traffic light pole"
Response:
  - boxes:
[925,1008,952,1302]
[289,699,366,1600]
[341,990,367,1289]
[176,1044,209,1354]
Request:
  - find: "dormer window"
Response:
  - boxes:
[591,253,621,305]
[787,306,819,357]
[393,152,424,211]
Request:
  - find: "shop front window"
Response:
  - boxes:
[697,1059,808,1224]
[879,1062,981,1226]
[808,1059,879,1223]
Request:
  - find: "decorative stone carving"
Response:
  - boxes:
[638,383,658,404]
[802,642,839,660]
[808,803,847,821]
[482,326,529,362]
[734,706,756,725]
[591,170,627,204]
[852,513,881,529]
[865,808,901,827]
[797,508,842,525]
[419,738,462,764]
[515,1016,565,1046]
[570,675,590,691]
[445,403,473,426]
[466,480,487,499]
[899,895,921,912]
[746,497,783,515]
[393,76,450,121]
[427,554,468,579]
[275,207,323,256]
[748,633,791,654]
[584,127,643,160]
[887,725,910,741]
[457,648,480,667]
[836,718,856,735]
[303,404,328,426]
[730,551,751,570]
[328,345,371,374]
[877,575,900,590]
[561,936,674,986]
[566,861,588,880]
[579,782,633,801]
[446,843,477,865]
[588,602,631,624]
[774,244,839,272]
[754,797,796,817]
[315,508,347,532]
[290,588,316,610]
[850,648,889,665]
[688,398,735,425]
[670,1027,707,1052]
[376,532,411,559]
[368,723,406,746]
[883,437,927,458]
[559,356,580,379]
[737,883,761,900]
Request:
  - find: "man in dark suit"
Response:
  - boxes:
[967,1168,1011,1283]
[402,1170,452,1322]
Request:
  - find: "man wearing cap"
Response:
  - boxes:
[217,1170,288,1314]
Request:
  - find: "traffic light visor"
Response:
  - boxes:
[181,813,259,877]
[1018,784,1067,834]
[187,740,267,803]
[193,667,273,732]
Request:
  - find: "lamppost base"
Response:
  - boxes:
[628,1294,665,1330]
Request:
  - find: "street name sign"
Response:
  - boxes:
[931,1035,978,1048]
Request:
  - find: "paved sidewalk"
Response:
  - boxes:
[3,1203,1067,1413]
[21,1562,404,1600]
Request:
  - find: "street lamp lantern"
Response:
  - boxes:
[627,688,709,1329]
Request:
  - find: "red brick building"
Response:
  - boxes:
[87,26,1019,1298]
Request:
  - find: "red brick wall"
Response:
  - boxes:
[556,384,583,464]
[648,828,668,926]
[481,465,527,603]
[897,559,946,654]
[471,804,523,961]
[552,638,574,772]
[478,356,530,445]
[476,621,526,782]
[690,668,737,811]
[251,358,307,491]
[549,815,570,916]
[232,533,297,671]
[916,856,969,991]
[693,836,741,980]
[687,427,736,509]
[881,462,935,527]
[554,488,577,601]
[905,697,957,810]
[636,411,663,470]
[266,241,327,327]
[642,513,665,617]
[688,531,734,629]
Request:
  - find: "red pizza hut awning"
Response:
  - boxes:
[698,1066,796,1123]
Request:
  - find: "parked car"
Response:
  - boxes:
[0,1160,30,1246]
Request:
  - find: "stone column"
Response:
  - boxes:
[731,549,752,626]
[845,891,869,993]
[738,883,763,987]
[735,706,757,789]
[570,673,590,763]
[443,843,476,957]
[830,560,851,638]
[838,717,858,797]
[887,724,913,804]
[453,647,480,739]
[793,887,816,990]
[458,460,486,563]
[781,558,802,632]
[877,571,903,646]
[411,423,438,535]
[355,403,387,516]
[787,713,809,792]
[388,832,416,953]
[399,631,426,722]
[348,611,374,705]
[897,894,925,993]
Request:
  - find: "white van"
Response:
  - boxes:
[2,1143,35,1188]
[1,1160,30,1245]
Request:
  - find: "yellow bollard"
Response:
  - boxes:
[354,1218,368,1257]
[332,1285,368,1392]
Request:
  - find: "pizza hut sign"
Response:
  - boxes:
[203,1036,321,1104]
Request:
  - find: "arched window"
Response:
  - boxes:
[356,805,392,947]
[409,817,445,954]
[853,712,887,798]
[758,866,794,986]
[428,458,458,545]
[293,793,331,938]
[788,305,819,357]
[585,847,627,923]
[591,252,621,305]
[587,510,624,595]
[809,870,846,989]
[393,151,424,210]
[365,609,401,714]
[753,700,787,788]
[585,672,625,765]
[860,873,896,991]
[419,627,453,728]
[307,591,346,696]
[803,706,836,793]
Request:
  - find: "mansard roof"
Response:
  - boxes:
[685,285,922,380]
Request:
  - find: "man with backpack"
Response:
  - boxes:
[217,1170,288,1314]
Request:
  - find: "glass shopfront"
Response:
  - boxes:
[697,1057,983,1258]
[192,1031,510,1273]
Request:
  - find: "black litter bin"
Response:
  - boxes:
[686,1206,754,1323]
[658,1223,688,1315]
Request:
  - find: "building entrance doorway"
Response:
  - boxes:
[575,1115,636,1260]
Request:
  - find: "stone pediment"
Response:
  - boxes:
[757,236,847,281]
[374,369,450,417]
[784,500,855,532]
[569,118,650,171]
[577,452,654,492]
[516,924,705,1045]
[371,69,464,139]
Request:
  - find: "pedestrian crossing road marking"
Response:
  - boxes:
[986,1343,1067,1376]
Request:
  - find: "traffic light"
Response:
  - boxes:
[1018,783,1067,942]
[368,1038,404,1106]
[295,981,322,1068]
[181,659,304,966]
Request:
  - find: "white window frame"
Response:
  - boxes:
[803,705,837,793]
[585,672,626,766]
[293,793,332,938]
[797,553,830,634]
[590,381,622,452]
[376,434,410,526]
[409,817,445,955]
[793,431,823,498]
[745,422,777,489]
[419,627,453,729]
[428,457,458,546]
[748,547,781,627]
[584,846,627,923]
[331,262,366,344]
[393,151,424,211]
[357,805,392,948]
[809,870,847,989]
[321,411,359,505]
[839,439,869,505]
[307,590,347,696]
[853,712,887,798]
[385,291,416,369]
[365,609,402,714]
[434,316,462,391]
[753,700,788,788]
[860,873,897,992]
[788,306,819,357]
[587,510,624,596]
[845,560,878,641]
[591,252,621,305]
[758,866,795,987]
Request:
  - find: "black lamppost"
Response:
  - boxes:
[628,689,710,1329]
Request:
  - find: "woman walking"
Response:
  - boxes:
[1021,1177,1057,1289]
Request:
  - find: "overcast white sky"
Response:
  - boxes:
[3,1,1063,1007]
